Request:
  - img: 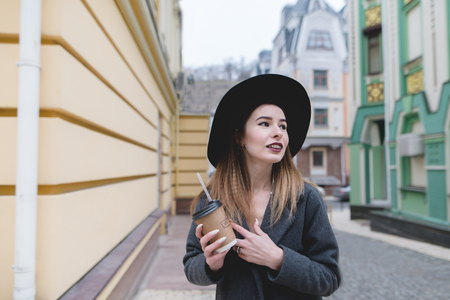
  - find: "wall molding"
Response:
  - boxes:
[0,108,157,152]
[0,174,155,196]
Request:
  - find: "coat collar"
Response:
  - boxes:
[261,201,296,245]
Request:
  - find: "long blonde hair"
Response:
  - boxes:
[191,107,306,226]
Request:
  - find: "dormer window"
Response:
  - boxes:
[307,30,333,50]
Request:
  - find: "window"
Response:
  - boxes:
[310,147,327,175]
[363,4,382,75]
[368,33,381,74]
[314,70,328,88]
[400,114,426,188]
[307,31,333,50]
[407,4,422,61]
[313,151,324,167]
[314,108,328,127]
[410,155,426,187]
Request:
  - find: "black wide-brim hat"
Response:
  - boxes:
[207,74,311,168]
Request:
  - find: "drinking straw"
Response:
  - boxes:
[196,172,213,202]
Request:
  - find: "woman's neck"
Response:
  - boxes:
[246,160,273,194]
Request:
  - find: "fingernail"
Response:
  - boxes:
[196,224,203,230]
[255,218,260,226]
[210,229,219,236]
[217,237,226,244]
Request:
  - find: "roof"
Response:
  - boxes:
[274,0,343,52]
[293,0,311,15]
[180,80,237,114]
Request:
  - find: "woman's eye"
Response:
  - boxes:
[258,122,269,127]
[280,124,287,130]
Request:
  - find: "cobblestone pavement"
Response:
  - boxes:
[326,230,450,300]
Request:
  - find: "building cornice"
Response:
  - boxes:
[115,0,178,114]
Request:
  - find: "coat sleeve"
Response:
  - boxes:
[183,197,225,286]
[267,186,341,296]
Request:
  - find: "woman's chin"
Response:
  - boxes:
[261,156,284,165]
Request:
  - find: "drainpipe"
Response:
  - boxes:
[13,1,42,299]
[381,0,391,204]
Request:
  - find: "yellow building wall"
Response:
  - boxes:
[176,115,210,198]
[0,197,15,300]
[36,178,158,299]
[178,158,209,171]
[0,0,180,298]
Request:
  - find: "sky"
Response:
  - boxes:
[179,0,346,68]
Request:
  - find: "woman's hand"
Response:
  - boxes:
[195,224,229,272]
[230,220,284,271]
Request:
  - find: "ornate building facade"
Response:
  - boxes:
[270,0,351,191]
[348,0,450,246]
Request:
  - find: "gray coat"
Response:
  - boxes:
[183,183,341,299]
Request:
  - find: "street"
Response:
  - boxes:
[328,230,450,299]
[134,200,450,300]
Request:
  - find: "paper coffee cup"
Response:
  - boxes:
[192,200,237,253]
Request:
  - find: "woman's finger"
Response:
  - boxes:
[229,221,252,239]
[253,221,267,237]
[195,223,204,240]
[212,248,229,260]
[204,236,226,252]
[232,239,248,253]
[200,229,220,251]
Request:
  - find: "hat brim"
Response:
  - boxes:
[207,74,311,168]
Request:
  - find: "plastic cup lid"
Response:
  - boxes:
[192,200,222,221]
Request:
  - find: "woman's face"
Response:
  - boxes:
[241,104,289,165]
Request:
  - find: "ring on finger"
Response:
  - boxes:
[236,246,242,254]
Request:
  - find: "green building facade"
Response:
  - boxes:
[348,0,450,246]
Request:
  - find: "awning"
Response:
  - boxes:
[306,176,341,186]
[302,137,350,150]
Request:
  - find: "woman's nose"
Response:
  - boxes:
[272,127,283,138]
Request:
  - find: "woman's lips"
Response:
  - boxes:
[267,143,283,152]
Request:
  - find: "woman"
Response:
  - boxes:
[183,74,340,299]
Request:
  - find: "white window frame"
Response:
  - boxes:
[310,147,327,175]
